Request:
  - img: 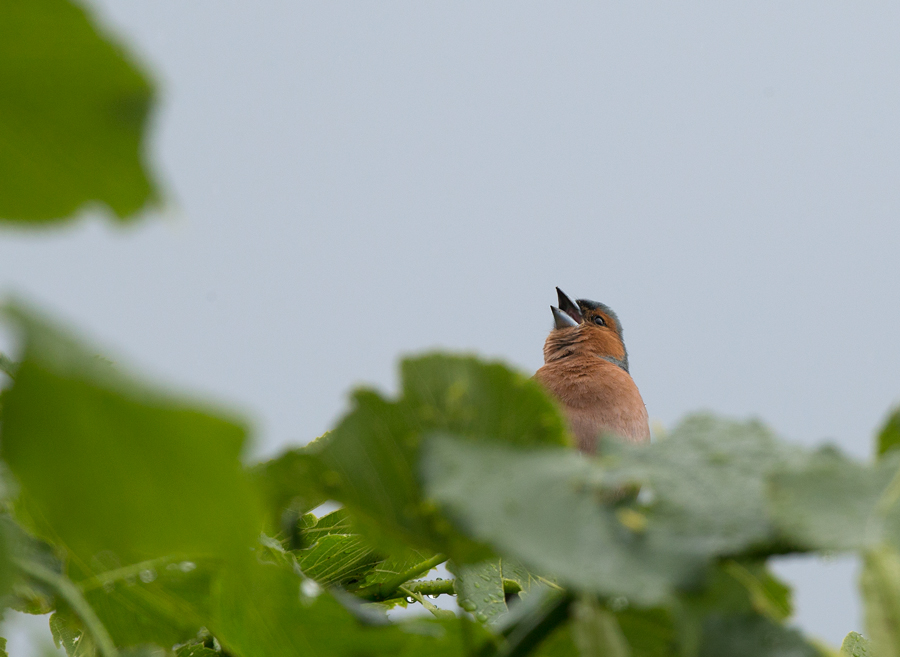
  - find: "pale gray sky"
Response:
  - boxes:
[4,0,900,646]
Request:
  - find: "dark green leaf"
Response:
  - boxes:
[0,0,158,223]
[569,596,629,657]
[0,303,263,572]
[615,607,677,657]
[696,613,819,657]
[313,354,568,558]
[878,407,900,458]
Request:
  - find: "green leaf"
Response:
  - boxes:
[249,440,329,536]
[768,447,900,551]
[297,532,381,588]
[421,416,800,605]
[313,354,568,557]
[0,302,263,571]
[211,559,489,657]
[696,613,819,657]
[0,637,7,657]
[878,407,900,458]
[861,544,900,657]
[840,631,872,657]
[570,596,630,657]
[453,560,507,624]
[615,607,676,657]
[0,0,159,223]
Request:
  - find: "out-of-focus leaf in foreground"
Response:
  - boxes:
[768,448,900,551]
[0,0,158,223]
[212,559,487,657]
[878,406,900,458]
[420,416,801,605]
[312,354,568,558]
[0,302,263,572]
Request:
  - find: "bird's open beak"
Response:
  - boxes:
[551,287,583,329]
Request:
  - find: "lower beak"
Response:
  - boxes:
[551,306,579,329]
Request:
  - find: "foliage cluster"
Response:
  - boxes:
[1,2,898,656]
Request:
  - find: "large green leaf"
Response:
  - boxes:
[0,303,263,572]
[0,0,158,223]
[211,559,489,657]
[767,448,900,551]
[312,354,568,557]
[420,416,800,605]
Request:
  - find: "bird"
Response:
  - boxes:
[534,287,650,452]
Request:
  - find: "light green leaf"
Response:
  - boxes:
[840,631,872,657]
[297,533,380,588]
[0,0,159,223]
[453,560,507,624]
[878,407,900,458]
[768,448,900,551]
[421,418,799,605]
[313,354,568,558]
[861,544,900,657]
[0,302,263,572]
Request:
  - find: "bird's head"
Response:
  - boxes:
[544,287,629,371]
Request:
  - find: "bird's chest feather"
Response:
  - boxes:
[534,358,649,449]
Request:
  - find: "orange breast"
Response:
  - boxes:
[534,357,650,452]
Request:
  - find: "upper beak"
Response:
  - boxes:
[553,287,583,328]
[557,287,583,322]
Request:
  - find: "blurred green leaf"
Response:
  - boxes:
[768,448,900,551]
[861,544,900,657]
[569,596,629,657]
[614,607,676,657]
[878,407,900,458]
[313,354,568,558]
[696,613,819,657]
[249,440,329,536]
[211,559,488,657]
[0,302,263,572]
[0,637,6,657]
[0,0,159,223]
[840,631,872,657]
[421,416,800,605]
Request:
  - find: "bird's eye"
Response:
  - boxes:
[593,316,606,326]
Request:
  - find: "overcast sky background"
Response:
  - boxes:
[3,0,900,649]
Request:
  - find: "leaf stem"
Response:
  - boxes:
[377,553,447,599]
[15,558,119,657]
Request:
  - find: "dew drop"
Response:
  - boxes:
[475,612,488,622]
[301,579,321,599]
[179,561,197,573]
[461,601,477,612]
[139,569,157,583]
[406,596,416,604]
[473,583,481,589]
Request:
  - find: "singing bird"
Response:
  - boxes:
[534,288,650,452]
